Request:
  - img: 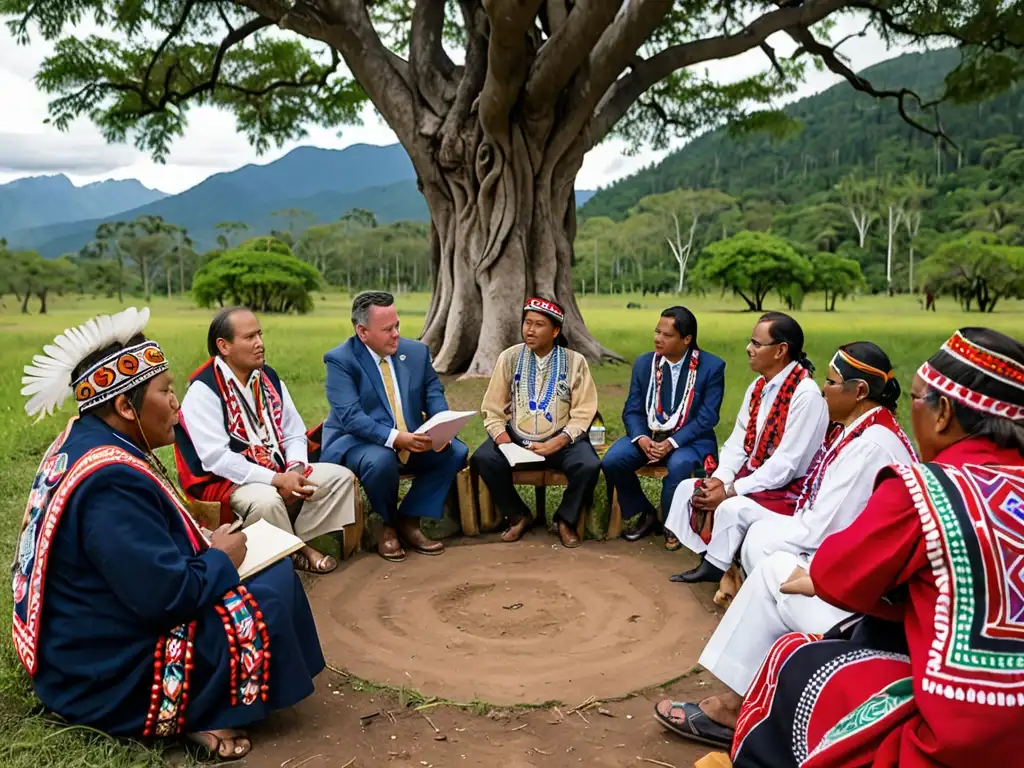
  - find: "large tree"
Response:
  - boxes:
[4,1,1022,372]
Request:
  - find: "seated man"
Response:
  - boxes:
[729,328,1024,768]
[16,307,324,761]
[603,306,725,542]
[470,297,601,548]
[321,291,469,562]
[664,312,828,583]
[651,342,916,749]
[176,307,356,575]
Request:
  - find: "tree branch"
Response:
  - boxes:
[478,0,545,142]
[525,0,621,112]
[586,0,849,148]
[785,24,958,150]
[410,0,455,116]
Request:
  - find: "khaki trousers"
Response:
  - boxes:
[230,463,356,542]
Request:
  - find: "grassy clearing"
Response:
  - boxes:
[0,290,1021,765]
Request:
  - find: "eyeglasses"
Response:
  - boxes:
[748,339,781,349]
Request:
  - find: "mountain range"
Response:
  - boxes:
[3,143,597,256]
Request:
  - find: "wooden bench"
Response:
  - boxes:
[606,463,709,540]
[474,469,588,540]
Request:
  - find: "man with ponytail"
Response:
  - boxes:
[663,312,828,582]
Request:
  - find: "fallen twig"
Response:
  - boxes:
[532,748,552,756]
[576,710,590,724]
[340,760,356,768]
[292,755,325,768]
[421,712,440,733]
[510,723,528,732]
[325,663,350,678]
[567,695,598,714]
[638,758,677,768]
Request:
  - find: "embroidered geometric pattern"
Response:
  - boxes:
[792,649,910,764]
[143,621,196,737]
[214,363,286,471]
[809,677,915,761]
[899,462,1024,705]
[215,587,271,708]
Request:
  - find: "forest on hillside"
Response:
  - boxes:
[575,48,1024,311]
[3,48,1024,314]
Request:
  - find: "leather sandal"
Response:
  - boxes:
[501,517,530,542]
[653,700,734,749]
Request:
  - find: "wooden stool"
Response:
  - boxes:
[474,469,588,540]
[606,465,668,540]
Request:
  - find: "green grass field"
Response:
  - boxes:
[0,290,1021,766]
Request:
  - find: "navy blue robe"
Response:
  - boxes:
[16,415,324,737]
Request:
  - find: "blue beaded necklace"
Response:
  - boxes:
[514,345,563,423]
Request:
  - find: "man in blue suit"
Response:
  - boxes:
[602,306,725,544]
[321,291,469,562]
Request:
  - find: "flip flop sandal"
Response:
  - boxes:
[186,731,252,762]
[664,534,682,551]
[291,552,339,574]
[653,701,734,749]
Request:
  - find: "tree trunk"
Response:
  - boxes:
[143,258,152,302]
[167,266,172,299]
[37,288,49,314]
[21,284,32,314]
[179,254,186,295]
[418,135,621,376]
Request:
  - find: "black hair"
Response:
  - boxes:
[351,291,395,327]
[71,333,151,418]
[759,311,813,374]
[836,341,902,412]
[207,306,248,357]
[924,390,1024,455]
[661,306,698,345]
[522,298,568,347]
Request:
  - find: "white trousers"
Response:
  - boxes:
[230,462,356,542]
[739,515,812,574]
[697,551,850,695]
[665,486,778,572]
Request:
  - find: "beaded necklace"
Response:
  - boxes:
[513,344,566,424]
[645,349,701,432]
[743,364,811,470]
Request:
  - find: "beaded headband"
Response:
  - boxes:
[917,330,1024,421]
[72,340,168,410]
[523,297,564,324]
[21,307,161,421]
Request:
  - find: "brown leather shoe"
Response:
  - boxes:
[501,516,530,543]
[377,525,406,562]
[396,517,445,556]
[558,520,581,548]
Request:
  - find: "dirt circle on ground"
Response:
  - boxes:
[308,537,720,705]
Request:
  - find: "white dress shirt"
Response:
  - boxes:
[713,361,829,496]
[366,347,405,449]
[179,357,308,486]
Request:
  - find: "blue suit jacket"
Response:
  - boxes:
[622,348,725,456]
[321,336,450,464]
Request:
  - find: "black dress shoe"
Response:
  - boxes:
[623,513,657,542]
[669,559,725,584]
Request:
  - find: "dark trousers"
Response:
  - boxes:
[601,435,701,521]
[342,439,469,525]
[470,435,601,525]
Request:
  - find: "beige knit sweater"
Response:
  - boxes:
[480,343,598,442]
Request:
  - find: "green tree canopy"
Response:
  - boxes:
[695,231,813,311]
[918,232,1024,312]
[192,248,322,314]
[811,250,866,312]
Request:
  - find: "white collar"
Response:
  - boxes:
[840,405,883,436]
[215,355,259,389]
[365,346,391,366]
[663,356,685,369]
[763,360,798,390]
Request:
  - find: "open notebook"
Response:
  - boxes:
[235,518,305,581]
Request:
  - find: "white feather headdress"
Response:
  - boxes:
[21,307,152,421]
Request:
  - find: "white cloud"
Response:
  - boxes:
[0,13,912,195]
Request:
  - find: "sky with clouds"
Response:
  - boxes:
[0,14,913,195]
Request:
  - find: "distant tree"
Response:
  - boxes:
[34,256,78,313]
[122,215,191,301]
[271,209,316,242]
[239,236,295,255]
[341,208,378,229]
[694,231,813,312]
[192,248,321,314]
[836,174,880,249]
[632,188,735,293]
[812,251,865,312]
[214,221,250,250]
[919,233,1024,312]
[84,221,134,302]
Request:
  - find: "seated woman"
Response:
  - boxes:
[728,328,1024,768]
[15,307,324,761]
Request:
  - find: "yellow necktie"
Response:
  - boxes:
[379,358,409,463]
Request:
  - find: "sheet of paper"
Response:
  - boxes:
[414,409,478,446]
[499,442,545,466]
[237,518,305,581]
